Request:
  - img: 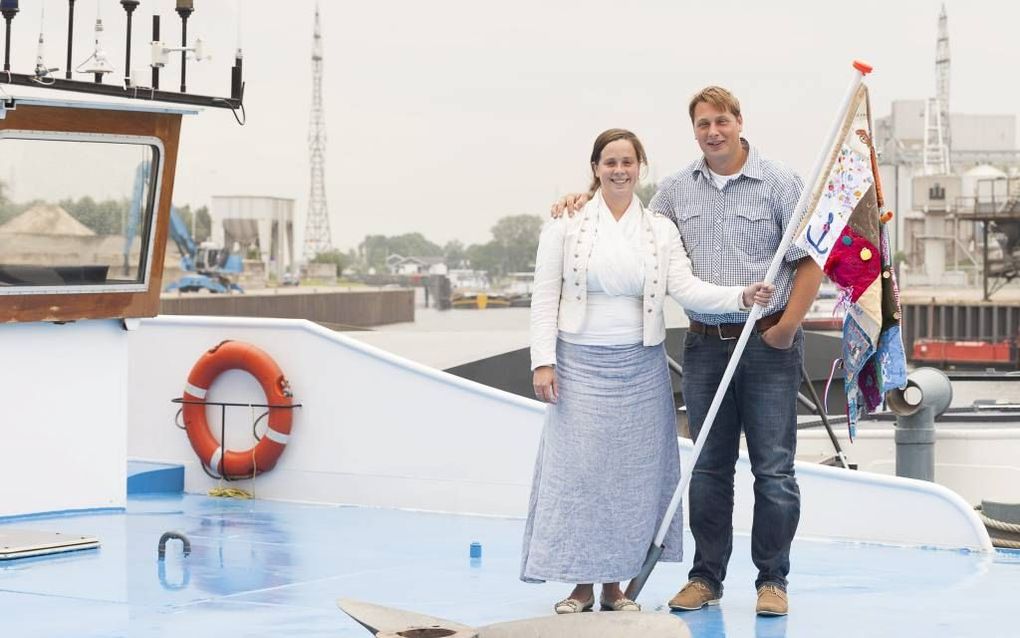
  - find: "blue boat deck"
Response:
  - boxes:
[0,494,1017,637]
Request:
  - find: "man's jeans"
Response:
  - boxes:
[680,327,802,593]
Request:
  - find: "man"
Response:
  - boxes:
[553,86,822,616]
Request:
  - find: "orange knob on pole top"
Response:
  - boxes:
[853,60,874,75]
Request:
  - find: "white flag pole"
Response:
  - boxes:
[626,60,874,600]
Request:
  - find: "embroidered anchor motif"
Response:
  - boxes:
[805,212,835,254]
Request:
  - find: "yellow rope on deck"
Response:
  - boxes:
[208,486,253,499]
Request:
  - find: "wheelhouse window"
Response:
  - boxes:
[0,135,162,294]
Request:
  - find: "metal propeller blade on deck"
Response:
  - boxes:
[338,598,690,638]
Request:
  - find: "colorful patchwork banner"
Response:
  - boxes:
[794,84,907,439]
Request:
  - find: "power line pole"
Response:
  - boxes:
[303,3,333,260]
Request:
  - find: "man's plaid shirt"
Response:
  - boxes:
[649,140,807,325]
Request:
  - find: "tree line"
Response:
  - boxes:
[313,213,545,279]
[1,180,540,277]
[313,183,658,278]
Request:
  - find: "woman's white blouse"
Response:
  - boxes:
[530,192,748,370]
[559,197,644,346]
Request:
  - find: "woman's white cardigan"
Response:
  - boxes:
[530,199,747,370]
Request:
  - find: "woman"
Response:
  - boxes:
[521,128,773,613]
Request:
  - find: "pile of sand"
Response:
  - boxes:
[0,204,96,236]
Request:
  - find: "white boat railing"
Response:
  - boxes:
[121,315,991,551]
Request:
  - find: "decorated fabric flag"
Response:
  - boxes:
[794,83,908,439]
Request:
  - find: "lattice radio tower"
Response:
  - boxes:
[923,5,952,175]
[303,4,333,260]
[935,4,951,155]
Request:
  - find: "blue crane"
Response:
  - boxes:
[124,161,243,293]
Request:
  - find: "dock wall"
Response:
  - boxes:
[160,288,414,328]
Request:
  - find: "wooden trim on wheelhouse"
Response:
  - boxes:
[0,103,182,324]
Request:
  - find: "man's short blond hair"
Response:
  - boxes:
[688,86,741,122]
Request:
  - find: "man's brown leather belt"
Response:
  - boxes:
[688,309,784,340]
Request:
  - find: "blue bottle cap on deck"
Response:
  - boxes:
[469,541,482,558]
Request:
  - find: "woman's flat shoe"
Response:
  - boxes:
[554,595,595,614]
[599,596,641,612]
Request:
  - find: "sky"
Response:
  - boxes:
[4,0,1020,253]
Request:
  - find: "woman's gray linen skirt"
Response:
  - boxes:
[520,339,684,584]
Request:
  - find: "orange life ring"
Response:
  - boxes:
[182,340,294,479]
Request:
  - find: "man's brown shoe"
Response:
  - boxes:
[667,579,721,611]
[755,584,788,616]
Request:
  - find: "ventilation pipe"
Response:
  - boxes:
[886,367,953,481]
